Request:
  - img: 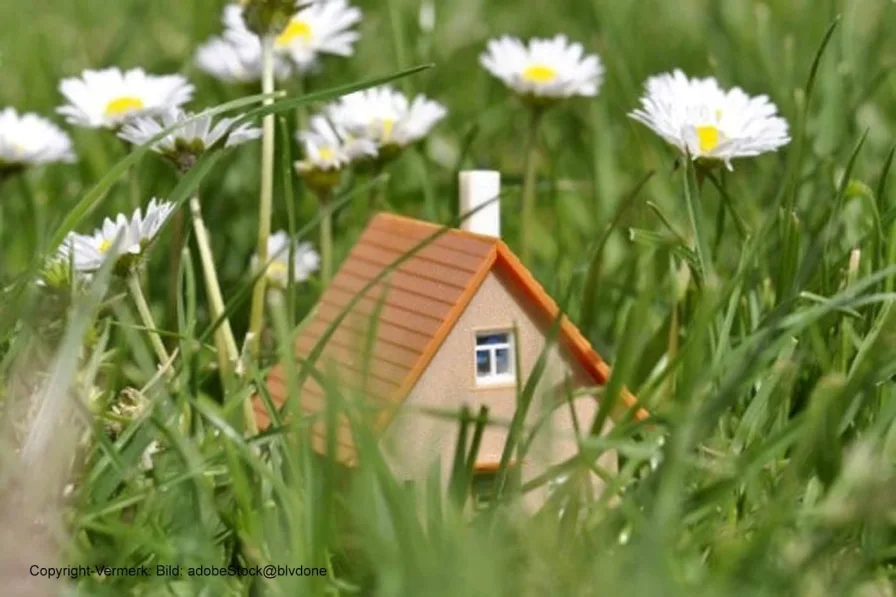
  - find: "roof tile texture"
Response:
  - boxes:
[255,214,500,459]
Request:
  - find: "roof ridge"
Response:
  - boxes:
[372,211,503,245]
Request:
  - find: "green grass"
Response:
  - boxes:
[2,0,896,595]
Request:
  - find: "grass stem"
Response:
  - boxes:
[247,34,277,363]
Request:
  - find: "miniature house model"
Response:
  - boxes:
[255,171,645,504]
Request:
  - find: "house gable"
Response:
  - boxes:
[255,212,645,466]
[380,267,597,480]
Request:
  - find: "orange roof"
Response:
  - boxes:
[255,212,647,464]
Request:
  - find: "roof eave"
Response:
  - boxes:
[493,243,648,422]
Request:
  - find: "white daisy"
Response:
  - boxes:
[0,108,75,174]
[480,35,604,100]
[56,198,175,272]
[326,86,447,150]
[296,114,377,172]
[223,1,362,72]
[628,69,791,170]
[252,231,321,288]
[118,108,261,169]
[195,11,293,83]
[57,68,195,129]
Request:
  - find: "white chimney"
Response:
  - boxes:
[459,170,501,237]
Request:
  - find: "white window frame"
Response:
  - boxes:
[474,330,515,386]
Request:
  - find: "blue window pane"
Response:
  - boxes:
[476,349,491,375]
[495,348,510,374]
[477,333,507,346]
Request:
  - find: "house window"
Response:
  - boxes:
[474,331,515,384]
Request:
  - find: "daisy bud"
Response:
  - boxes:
[296,166,343,196]
[241,0,301,37]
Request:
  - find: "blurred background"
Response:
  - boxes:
[1,0,893,357]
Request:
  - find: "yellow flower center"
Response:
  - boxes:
[105,96,145,117]
[318,146,336,161]
[522,64,558,83]
[276,19,313,47]
[381,118,395,141]
[696,125,722,153]
[269,261,288,276]
[98,239,113,253]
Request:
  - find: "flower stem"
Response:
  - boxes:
[684,163,714,283]
[247,33,277,361]
[127,272,172,373]
[188,195,239,366]
[319,189,333,287]
[189,194,256,434]
[520,108,543,263]
[166,208,186,335]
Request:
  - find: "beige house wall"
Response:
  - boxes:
[379,269,615,508]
